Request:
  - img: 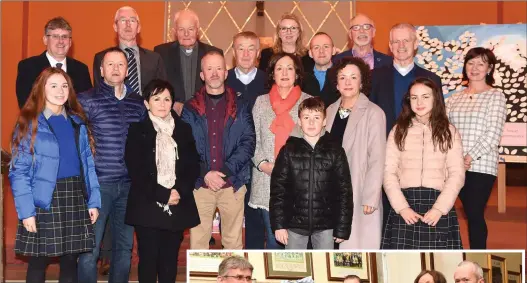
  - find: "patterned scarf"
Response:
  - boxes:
[269,84,302,158]
[149,112,178,216]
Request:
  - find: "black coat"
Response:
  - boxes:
[124,110,201,232]
[270,135,353,239]
[154,41,223,103]
[301,66,339,109]
[16,51,92,109]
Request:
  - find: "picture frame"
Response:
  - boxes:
[488,255,507,283]
[507,271,521,283]
[188,251,247,277]
[326,252,377,283]
[264,252,314,280]
[482,268,490,283]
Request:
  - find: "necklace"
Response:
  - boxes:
[338,106,352,119]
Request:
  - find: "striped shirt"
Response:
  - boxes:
[446,88,507,176]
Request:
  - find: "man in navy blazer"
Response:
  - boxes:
[332,13,392,69]
[369,23,443,232]
[16,17,92,109]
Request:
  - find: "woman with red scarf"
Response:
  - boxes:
[248,53,311,249]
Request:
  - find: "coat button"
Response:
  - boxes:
[153,148,156,153]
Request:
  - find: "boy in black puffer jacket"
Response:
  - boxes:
[270,97,353,249]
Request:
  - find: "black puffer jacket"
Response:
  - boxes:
[270,134,353,239]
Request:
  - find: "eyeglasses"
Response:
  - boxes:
[46,34,71,41]
[350,24,374,31]
[222,275,257,282]
[279,26,299,33]
[117,18,139,25]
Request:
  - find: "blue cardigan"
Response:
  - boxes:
[9,114,101,220]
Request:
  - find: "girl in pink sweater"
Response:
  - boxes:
[381,77,465,249]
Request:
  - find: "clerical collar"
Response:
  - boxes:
[180,44,197,55]
[393,61,415,76]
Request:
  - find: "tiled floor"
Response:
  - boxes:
[4,184,526,281]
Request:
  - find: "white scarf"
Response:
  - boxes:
[149,112,178,215]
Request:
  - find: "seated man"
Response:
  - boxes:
[216,256,254,283]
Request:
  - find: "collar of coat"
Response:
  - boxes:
[187,86,238,124]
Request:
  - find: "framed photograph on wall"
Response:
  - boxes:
[488,255,507,283]
[326,252,377,283]
[507,271,521,283]
[482,268,490,283]
[188,251,247,277]
[264,252,313,279]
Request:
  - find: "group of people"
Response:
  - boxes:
[217,255,490,283]
[9,4,506,283]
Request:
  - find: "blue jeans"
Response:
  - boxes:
[78,180,134,283]
[260,209,284,249]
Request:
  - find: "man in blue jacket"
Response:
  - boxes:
[77,47,146,283]
[182,50,256,249]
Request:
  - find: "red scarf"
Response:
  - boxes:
[269,84,302,158]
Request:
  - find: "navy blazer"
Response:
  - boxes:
[332,49,392,69]
[16,51,92,109]
[369,64,443,136]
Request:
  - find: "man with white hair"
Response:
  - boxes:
[155,9,223,115]
[369,23,443,233]
[93,6,166,96]
[332,13,392,69]
[454,260,485,283]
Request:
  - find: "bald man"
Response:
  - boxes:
[93,6,166,96]
[333,13,392,69]
[154,9,223,115]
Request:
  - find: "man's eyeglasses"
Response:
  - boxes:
[222,275,257,282]
[117,18,139,25]
[279,26,299,33]
[46,34,71,41]
[350,24,374,31]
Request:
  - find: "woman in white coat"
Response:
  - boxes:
[326,57,386,249]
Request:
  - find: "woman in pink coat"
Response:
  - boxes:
[326,57,386,249]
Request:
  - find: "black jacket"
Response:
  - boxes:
[301,66,339,108]
[16,51,92,109]
[124,110,201,231]
[154,41,223,103]
[270,134,353,239]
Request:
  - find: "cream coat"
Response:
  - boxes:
[326,94,386,249]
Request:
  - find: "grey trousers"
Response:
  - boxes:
[286,229,334,249]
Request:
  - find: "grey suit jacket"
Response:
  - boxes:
[93,46,167,95]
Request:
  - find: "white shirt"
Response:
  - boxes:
[235,67,257,85]
[393,61,414,76]
[46,52,67,72]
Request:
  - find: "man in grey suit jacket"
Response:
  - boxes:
[154,9,222,115]
[93,6,166,96]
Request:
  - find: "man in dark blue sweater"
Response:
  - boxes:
[225,31,269,249]
[77,47,146,283]
[369,23,443,234]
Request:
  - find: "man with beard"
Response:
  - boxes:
[181,51,255,249]
[16,17,92,108]
[332,14,392,70]
[369,23,443,231]
[93,6,166,96]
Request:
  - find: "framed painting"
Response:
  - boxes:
[264,252,314,280]
[488,255,506,283]
[326,252,377,283]
[507,271,521,283]
[188,251,247,277]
